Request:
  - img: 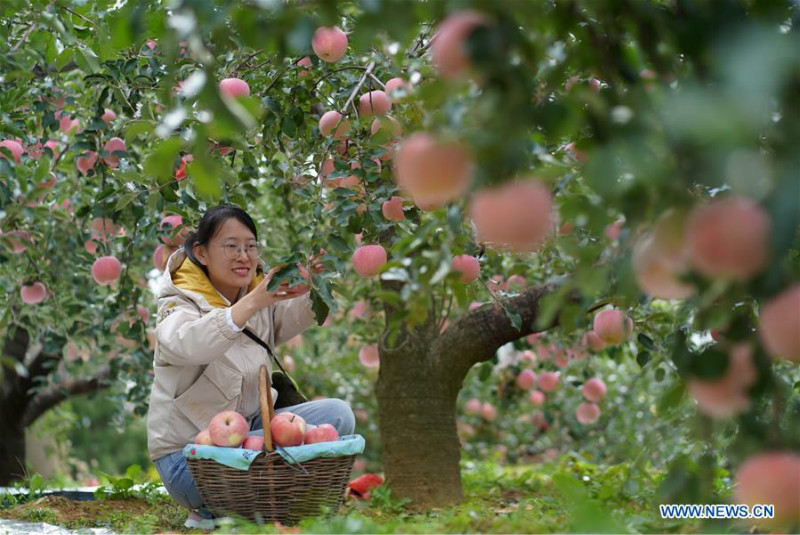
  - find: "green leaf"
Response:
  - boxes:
[55,47,75,71]
[76,46,101,74]
[310,289,330,326]
[144,137,182,182]
[637,333,656,350]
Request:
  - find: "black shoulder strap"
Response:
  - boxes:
[241,328,291,376]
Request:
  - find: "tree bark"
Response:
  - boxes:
[0,325,111,484]
[375,323,464,508]
[375,281,571,508]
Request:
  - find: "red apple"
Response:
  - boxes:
[538,372,560,392]
[20,282,47,304]
[270,412,307,447]
[735,451,800,529]
[312,26,348,62]
[305,423,339,444]
[194,429,213,446]
[242,435,265,451]
[219,77,250,98]
[582,378,607,402]
[593,309,634,345]
[209,411,249,447]
[576,402,601,425]
[91,256,122,285]
[516,369,537,390]
[381,196,405,222]
[352,245,387,277]
[758,284,800,362]
[319,110,351,139]
[451,254,480,283]
[431,10,489,80]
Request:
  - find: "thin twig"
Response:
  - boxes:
[11,22,37,52]
[342,61,376,118]
[62,6,97,28]
[368,73,385,89]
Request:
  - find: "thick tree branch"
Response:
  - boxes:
[432,280,576,389]
[22,366,111,427]
[1,327,30,400]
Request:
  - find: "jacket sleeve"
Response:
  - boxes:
[154,298,240,366]
[271,294,317,347]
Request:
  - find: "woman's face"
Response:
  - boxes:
[193,217,260,302]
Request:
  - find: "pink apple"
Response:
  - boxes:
[358,90,391,117]
[451,254,480,283]
[593,309,634,345]
[102,137,126,168]
[194,429,213,446]
[431,10,489,79]
[319,110,351,139]
[582,330,607,352]
[219,77,250,98]
[529,391,545,405]
[758,284,800,362]
[384,77,411,99]
[481,402,497,421]
[242,435,265,451]
[20,282,47,304]
[735,451,800,529]
[312,26,348,62]
[209,411,249,447]
[464,398,482,415]
[352,245,387,277]
[582,378,607,402]
[159,215,189,246]
[305,423,339,444]
[689,344,757,419]
[516,369,537,390]
[0,139,24,164]
[381,196,405,222]
[538,372,560,392]
[91,256,122,285]
[358,344,380,368]
[576,402,601,425]
[270,412,307,447]
[101,108,116,125]
[76,151,98,176]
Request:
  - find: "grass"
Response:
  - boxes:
[0,456,748,534]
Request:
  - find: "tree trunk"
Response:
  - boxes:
[0,418,26,485]
[375,326,464,508]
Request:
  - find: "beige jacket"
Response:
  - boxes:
[146,250,316,461]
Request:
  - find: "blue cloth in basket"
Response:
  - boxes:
[183,434,365,470]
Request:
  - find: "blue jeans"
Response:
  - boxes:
[154,398,356,518]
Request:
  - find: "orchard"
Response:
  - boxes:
[1,0,799,533]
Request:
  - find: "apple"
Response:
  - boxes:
[593,309,634,345]
[395,133,474,205]
[91,256,122,285]
[101,108,116,125]
[20,282,47,304]
[469,179,554,253]
[516,369,537,390]
[358,90,391,117]
[312,26,348,62]
[194,429,213,446]
[352,245,387,277]
[464,398,482,415]
[0,139,24,164]
[219,77,250,98]
[582,378,607,402]
[576,402,601,425]
[102,137,126,168]
[270,412,307,447]
[451,254,480,283]
[304,423,339,444]
[758,284,800,362]
[242,435,265,451]
[529,391,545,405]
[319,110,351,139]
[381,196,405,222]
[209,410,249,447]
[538,372,560,392]
[735,451,800,529]
[160,215,189,246]
[358,344,380,368]
[431,10,489,79]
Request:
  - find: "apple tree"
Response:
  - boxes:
[1,0,799,523]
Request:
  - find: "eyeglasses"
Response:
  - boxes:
[219,242,263,259]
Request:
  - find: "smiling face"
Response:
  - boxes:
[193,217,259,303]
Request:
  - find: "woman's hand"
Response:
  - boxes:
[231,266,308,328]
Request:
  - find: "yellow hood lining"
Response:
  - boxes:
[172,256,265,308]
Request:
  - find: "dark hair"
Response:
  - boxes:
[184,204,258,274]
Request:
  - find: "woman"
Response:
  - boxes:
[146,205,355,529]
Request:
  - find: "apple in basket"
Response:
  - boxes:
[209,411,249,447]
[305,424,339,444]
[242,435,264,451]
[270,412,307,447]
[194,429,214,446]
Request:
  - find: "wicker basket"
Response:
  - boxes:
[186,365,356,525]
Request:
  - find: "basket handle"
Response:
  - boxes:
[259,364,275,452]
